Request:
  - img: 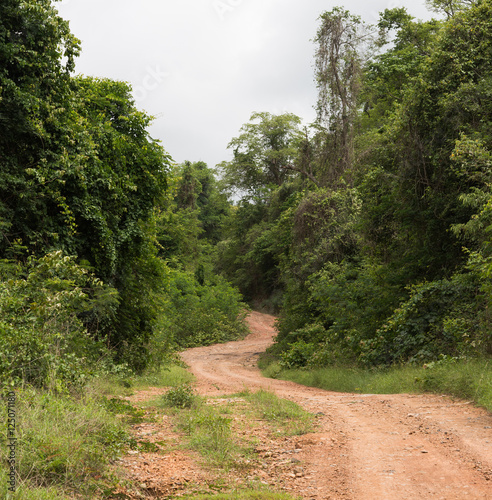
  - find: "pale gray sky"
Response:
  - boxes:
[56,0,433,169]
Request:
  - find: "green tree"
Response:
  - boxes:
[0,1,171,370]
[425,0,476,18]
[0,0,80,255]
[218,112,316,198]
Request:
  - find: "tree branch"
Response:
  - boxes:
[279,163,319,186]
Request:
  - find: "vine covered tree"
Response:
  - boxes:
[0,0,171,370]
[314,7,374,182]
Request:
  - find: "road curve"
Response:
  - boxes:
[181,311,492,499]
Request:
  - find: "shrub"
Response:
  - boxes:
[0,251,118,391]
[279,340,318,369]
[161,269,248,348]
[161,383,197,409]
[360,273,481,366]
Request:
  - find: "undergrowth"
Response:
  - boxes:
[0,363,195,499]
[260,356,492,412]
[0,387,132,499]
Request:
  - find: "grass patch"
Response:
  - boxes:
[242,389,314,436]
[418,358,492,410]
[0,388,132,499]
[262,358,492,412]
[0,476,70,500]
[86,374,135,398]
[134,364,195,388]
[264,362,422,394]
[100,396,147,425]
[176,403,246,469]
[0,364,192,498]
[86,364,194,398]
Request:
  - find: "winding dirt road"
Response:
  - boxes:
[181,311,492,499]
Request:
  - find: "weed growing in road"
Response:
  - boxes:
[243,389,315,436]
[161,383,198,409]
[177,404,243,469]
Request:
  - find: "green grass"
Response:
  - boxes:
[417,358,492,410]
[134,364,195,388]
[175,402,248,470]
[86,364,194,398]
[262,358,492,412]
[241,389,315,436]
[160,389,315,473]
[0,363,194,499]
[0,477,70,500]
[0,388,132,499]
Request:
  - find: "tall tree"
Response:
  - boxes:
[314,7,373,183]
[0,0,80,255]
[218,112,315,198]
[425,0,476,18]
[0,0,171,370]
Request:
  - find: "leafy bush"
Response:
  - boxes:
[160,269,248,349]
[0,251,118,391]
[360,273,481,366]
[279,340,319,369]
[161,384,198,409]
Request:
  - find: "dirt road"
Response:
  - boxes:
[180,311,492,499]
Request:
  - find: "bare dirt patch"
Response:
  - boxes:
[116,311,492,499]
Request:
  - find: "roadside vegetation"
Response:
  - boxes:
[261,357,492,412]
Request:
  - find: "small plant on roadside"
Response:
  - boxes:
[161,383,198,409]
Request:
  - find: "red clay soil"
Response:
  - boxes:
[180,311,492,499]
[118,311,492,499]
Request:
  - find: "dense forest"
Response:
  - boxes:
[2,0,492,395]
[217,0,492,370]
[0,0,247,392]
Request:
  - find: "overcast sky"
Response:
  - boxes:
[56,0,434,169]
